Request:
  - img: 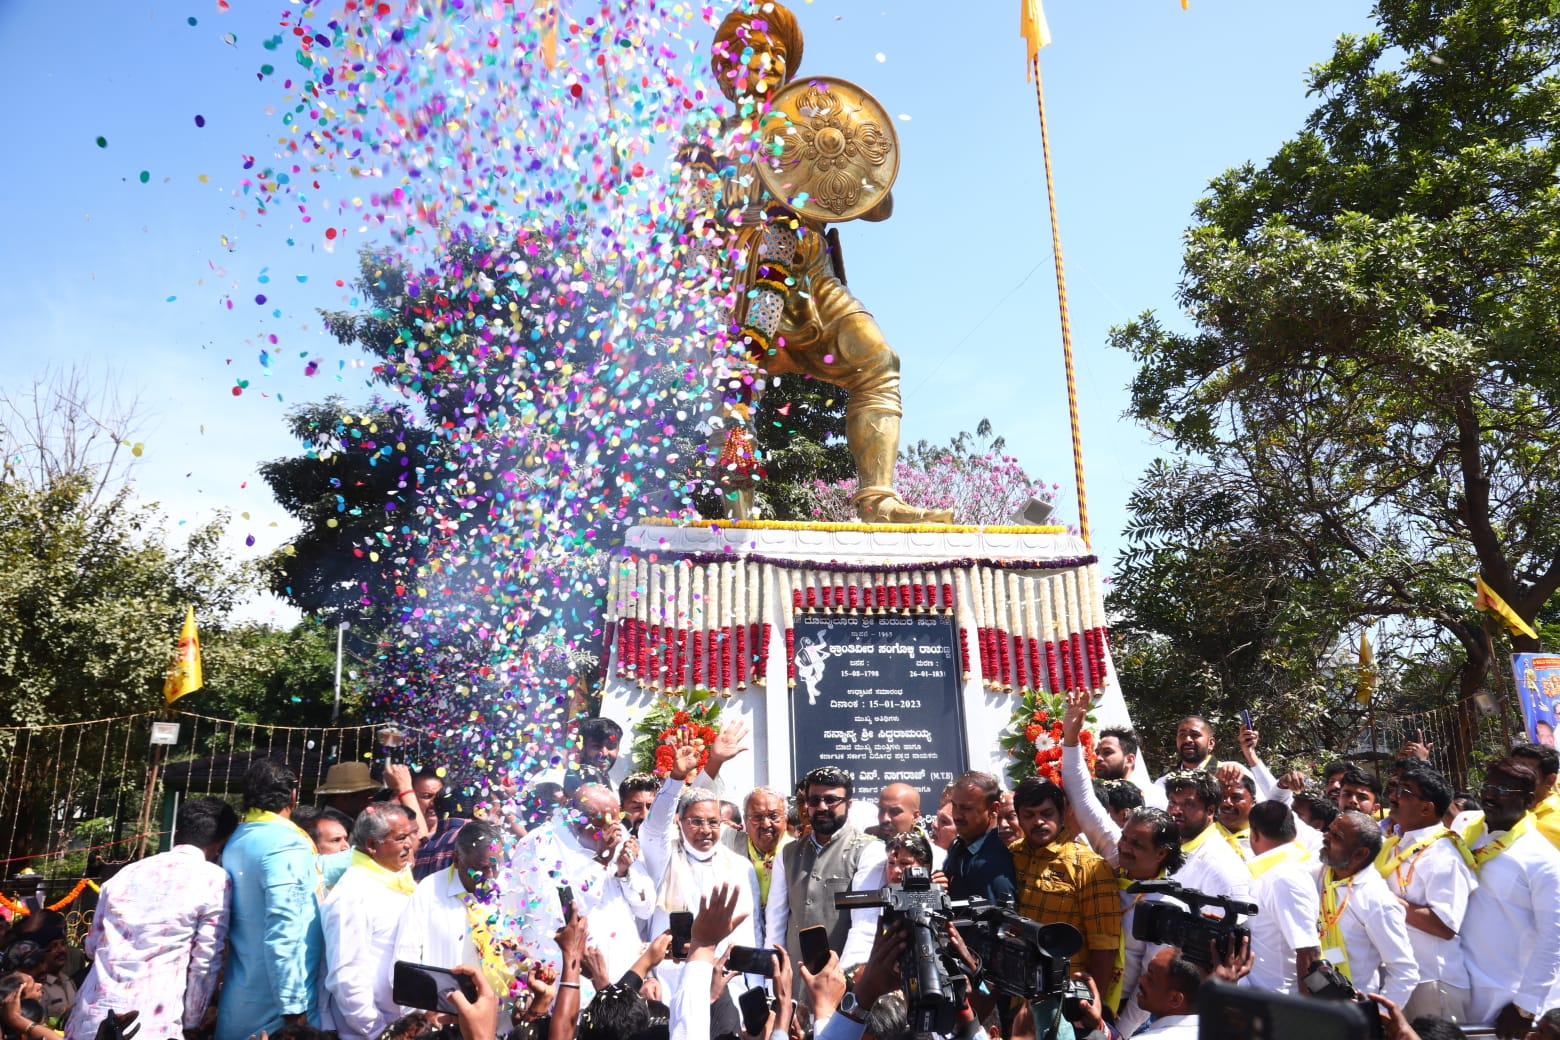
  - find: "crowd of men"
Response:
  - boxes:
[5,695,1560,1040]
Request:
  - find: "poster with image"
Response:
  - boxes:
[1512,653,1560,747]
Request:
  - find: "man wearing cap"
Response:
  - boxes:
[315,762,382,821]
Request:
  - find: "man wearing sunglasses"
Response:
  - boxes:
[1457,757,1560,1039]
[766,765,884,987]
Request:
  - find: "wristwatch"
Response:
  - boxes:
[838,992,865,1023]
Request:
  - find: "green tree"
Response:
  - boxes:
[1111,0,1560,751]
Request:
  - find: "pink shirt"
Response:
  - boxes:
[67,845,231,1040]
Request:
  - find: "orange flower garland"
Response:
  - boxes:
[1000,689,1096,786]
[0,877,100,917]
[651,711,719,778]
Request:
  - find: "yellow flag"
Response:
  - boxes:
[163,606,204,704]
[1020,0,1052,79]
[1356,631,1377,705]
[1475,575,1539,640]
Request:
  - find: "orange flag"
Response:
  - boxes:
[1475,575,1538,640]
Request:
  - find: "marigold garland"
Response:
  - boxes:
[1,877,101,917]
[638,517,1069,536]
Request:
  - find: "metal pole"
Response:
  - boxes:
[332,622,348,723]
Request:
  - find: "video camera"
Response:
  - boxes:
[836,866,1086,1039]
[1125,878,1256,970]
[1302,960,1384,1040]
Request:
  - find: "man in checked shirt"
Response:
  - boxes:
[1007,776,1121,983]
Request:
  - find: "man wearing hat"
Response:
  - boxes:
[315,762,381,821]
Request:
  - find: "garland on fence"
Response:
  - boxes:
[604,555,1112,697]
[0,878,101,917]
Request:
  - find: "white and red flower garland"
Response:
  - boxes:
[604,554,1111,697]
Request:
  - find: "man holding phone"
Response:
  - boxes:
[509,782,655,981]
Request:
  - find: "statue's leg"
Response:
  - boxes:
[828,313,954,525]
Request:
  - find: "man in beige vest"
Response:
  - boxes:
[764,767,884,982]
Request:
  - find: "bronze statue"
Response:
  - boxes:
[681,4,953,525]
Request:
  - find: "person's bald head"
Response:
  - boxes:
[877,783,923,836]
[568,783,622,852]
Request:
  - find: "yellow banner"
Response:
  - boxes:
[1475,575,1538,640]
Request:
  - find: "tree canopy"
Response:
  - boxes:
[1109,0,1560,755]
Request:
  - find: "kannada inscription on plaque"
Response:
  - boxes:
[789,611,968,808]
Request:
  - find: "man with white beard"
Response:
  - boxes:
[640,728,759,1001]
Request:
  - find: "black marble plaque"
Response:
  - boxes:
[789,611,968,808]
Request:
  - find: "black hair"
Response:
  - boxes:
[720,800,742,827]
[1293,791,1339,830]
[1396,763,1453,817]
[1338,766,1381,798]
[454,819,503,858]
[1449,790,1482,814]
[1164,951,1204,1005]
[1486,756,1540,795]
[1321,761,1351,780]
[619,773,661,802]
[1094,779,1145,816]
[1123,807,1185,875]
[1407,1017,1465,1040]
[1163,770,1222,811]
[578,717,624,744]
[1512,742,1560,779]
[801,766,854,801]
[175,797,240,848]
[1098,726,1140,759]
[952,771,1001,806]
[1247,800,1297,844]
[1012,777,1066,815]
[885,829,933,866]
[242,758,298,813]
[579,983,650,1040]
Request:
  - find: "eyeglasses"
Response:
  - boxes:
[1480,782,1527,799]
[805,795,847,809]
[750,811,784,824]
[684,817,723,830]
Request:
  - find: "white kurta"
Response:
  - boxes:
[393,865,483,971]
[1313,865,1418,1009]
[640,778,759,999]
[1246,846,1320,995]
[764,831,885,969]
[1063,743,1122,866]
[66,845,230,1040]
[1380,824,1476,990]
[509,819,656,980]
[320,863,412,1040]
[1462,824,1560,1022]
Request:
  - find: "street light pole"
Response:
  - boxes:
[332,621,349,723]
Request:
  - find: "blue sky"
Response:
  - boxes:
[0,0,1374,622]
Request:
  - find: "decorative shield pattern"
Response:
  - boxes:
[756,76,900,223]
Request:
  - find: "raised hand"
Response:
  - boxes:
[1238,725,1260,765]
[705,718,751,775]
[669,728,705,781]
[1061,687,1091,745]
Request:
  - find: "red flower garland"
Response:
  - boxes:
[652,711,718,778]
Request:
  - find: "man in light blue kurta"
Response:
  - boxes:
[215,760,324,1040]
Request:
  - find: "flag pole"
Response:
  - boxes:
[1029,53,1091,548]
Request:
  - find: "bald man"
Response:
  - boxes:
[876,783,945,869]
[509,783,655,980]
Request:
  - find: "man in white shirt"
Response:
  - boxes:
[1128,948,1204,1039]
[1244,801,1319,995]
[1381,763,1476,1023]
[1145,716,1219,810]
[1163,771,1251,902]
[1458,756,1560,1037]
[320,802,418,1040]
[1315,810,1418,1009]
[510,782,655,980]
[394,819,507,975]
[67,798,236,1040]
[641,732,759,1002]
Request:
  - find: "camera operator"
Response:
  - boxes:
[1064,938,1253,1040]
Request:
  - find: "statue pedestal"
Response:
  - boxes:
[599,521,1132,808]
